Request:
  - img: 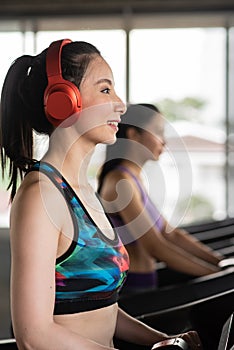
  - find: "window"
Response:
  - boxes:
[130,28,226,225]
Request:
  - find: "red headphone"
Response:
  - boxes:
[44,39,82,127]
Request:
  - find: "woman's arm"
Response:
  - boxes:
[115,308,202,350]
[135,222,220,276]
[10,180,113,350]
[161,224,224,265]
[115,307,167,345]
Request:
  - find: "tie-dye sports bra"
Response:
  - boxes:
[27,161,129,315]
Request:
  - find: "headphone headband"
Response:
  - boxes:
[46,39,71,80]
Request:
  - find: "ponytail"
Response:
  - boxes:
[0,53,52,201]
[0,56,32,200]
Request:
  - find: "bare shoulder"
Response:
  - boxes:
[101,168,136,198]
[10,171,69,241]
[12,171,59,215]
[99,168,141,214]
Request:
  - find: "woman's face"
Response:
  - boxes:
[77,55,126,145]
[137,114,165,161]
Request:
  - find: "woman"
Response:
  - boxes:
[97,103,224,295]
[0,40,202,349]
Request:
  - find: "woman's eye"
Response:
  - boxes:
[101,88,111,94]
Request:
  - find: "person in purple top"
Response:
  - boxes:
[97,103,224,295]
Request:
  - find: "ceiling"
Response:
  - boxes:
[1,0,234,18]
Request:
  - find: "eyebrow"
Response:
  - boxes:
[95,78,113,86]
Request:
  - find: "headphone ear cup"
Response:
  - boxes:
[44,80,82,127]
[44,39,82,128]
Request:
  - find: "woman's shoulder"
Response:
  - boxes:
[102,167,137,192]
[106,167,136,182]
[15,171,52,200]
[12,172,41,206]
[100,167,141,205]
[10,170,71,247]
[11,170,66,224]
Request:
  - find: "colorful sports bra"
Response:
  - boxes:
[27,161,129,315]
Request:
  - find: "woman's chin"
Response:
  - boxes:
[152,155,160,161]
[101,136,116,145]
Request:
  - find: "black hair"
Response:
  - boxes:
[97,103,160,194]
[0,40,100,201]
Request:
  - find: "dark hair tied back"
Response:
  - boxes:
[0,40,101,201]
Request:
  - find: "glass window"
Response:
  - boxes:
[227,27,234,217]
[0,32,25,90]
[130,28,226,225]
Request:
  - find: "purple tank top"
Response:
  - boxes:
[108,165,164,245]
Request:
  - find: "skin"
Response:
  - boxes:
[10,56,202,350]
[99,113,224,278]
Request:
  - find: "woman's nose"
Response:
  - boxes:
[161,137,166,146]
[157,135,166,146]
[114,95,127,115]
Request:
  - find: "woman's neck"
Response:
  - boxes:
[42,131,95,188]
